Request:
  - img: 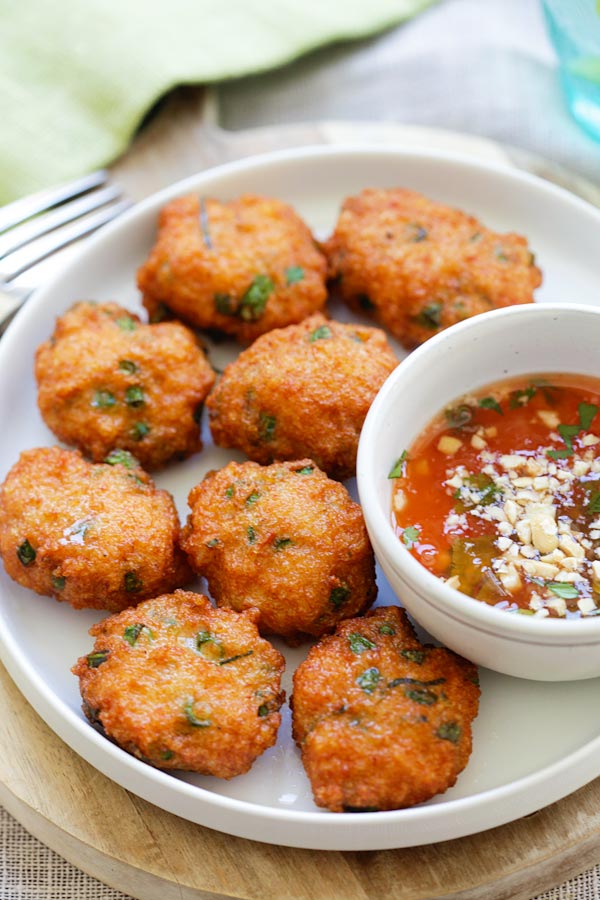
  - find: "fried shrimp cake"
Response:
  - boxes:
[207,314,398,481]
[291,606,480,812]
[0,447,191,612]
[323,188,542,350]
[35,301,215,470]
[180,460,377,644]
[72,591,285,777]
[136,193,327,343]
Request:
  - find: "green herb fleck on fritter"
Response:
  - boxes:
[17,540,36,566]
[285,266,305,285]
[356,667,381,693]
[348,633,376,654]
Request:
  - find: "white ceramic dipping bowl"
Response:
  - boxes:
[357,303,600,681]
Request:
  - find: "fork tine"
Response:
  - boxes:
[0,170,109,234]
[2,198,131,282]
[0,185,122,260]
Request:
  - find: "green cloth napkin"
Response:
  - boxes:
[0,0,436,203]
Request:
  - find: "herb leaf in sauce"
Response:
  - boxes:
[578,402,599,431]
[479,397,503,415]
[444,404,473,429]
[402,525,420,548]
[509,385,536,408]
[586,490,600,516]
[388,450,408,479]
[547,582,580,600]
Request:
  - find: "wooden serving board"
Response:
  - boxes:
[3,90,600,900]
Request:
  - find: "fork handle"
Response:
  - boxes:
[0,285,32,336]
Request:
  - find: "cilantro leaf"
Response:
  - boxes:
[578,402,599,432]
[479,397,503,415]
[388,450,408,479]
[402,525,420,548]
[547,582,579,600]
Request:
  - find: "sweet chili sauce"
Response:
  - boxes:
[391,374,600,618]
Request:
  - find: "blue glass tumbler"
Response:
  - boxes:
[542,0,600,142]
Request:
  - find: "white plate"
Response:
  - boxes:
[2,146,600,852]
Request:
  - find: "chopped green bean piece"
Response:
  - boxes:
[415,302,442,329]
[219,650,254,665]
[285,266,305,284]
[405,688,438,705]
[400,648,427,664]
[239,274,274,321]
[330,585,350,608]
[116,316,137,331]
[87,650,109,668]
[348,633,376,654]
[123,623,145,646]
[119,359,138,374]
[104,449,139,469]
[125,386,145,408]
[259,412,276,442]
[183,700,211,727]
[131,422,150,441]
[214,293,235,316]
[17,540,36,566]
[309,325,332,342]
[436,722,461,743]
[356,667,381,693]
[124,571,143,593]
[92,390,116,409]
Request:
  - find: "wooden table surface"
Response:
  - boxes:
[2,87,600,900]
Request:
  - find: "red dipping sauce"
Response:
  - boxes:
[391,374,600,619]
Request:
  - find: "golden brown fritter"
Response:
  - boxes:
[136,194,327,343]
[0,447,191,612]
[291,606,480,812]
[323,188,542,350]
[180,459,377,645]
[72,591,285,777]
[35,301,215,470]
[207,314,398,481]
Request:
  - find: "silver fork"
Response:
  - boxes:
[0,171,131,335]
